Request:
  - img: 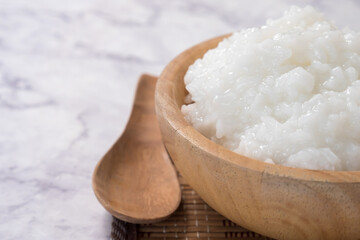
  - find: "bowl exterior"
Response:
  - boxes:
[155,35,360,240]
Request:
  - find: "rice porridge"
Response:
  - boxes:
[182,6,360,171]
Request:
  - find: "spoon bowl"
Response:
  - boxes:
[92,74,181,224]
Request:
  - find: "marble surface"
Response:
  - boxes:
[1,0,360,239]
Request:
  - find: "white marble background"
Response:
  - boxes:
[0,0,359,239]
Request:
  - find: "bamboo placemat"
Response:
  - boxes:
[111,174,273,240]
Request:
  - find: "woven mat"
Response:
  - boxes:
[111,174,273,240]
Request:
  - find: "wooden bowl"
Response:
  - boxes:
[155,35,360,240]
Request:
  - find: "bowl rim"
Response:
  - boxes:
[156,34,360,183]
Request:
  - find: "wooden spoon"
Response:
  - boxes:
[92,74,181,224]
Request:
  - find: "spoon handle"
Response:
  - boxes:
[125,74,161,141]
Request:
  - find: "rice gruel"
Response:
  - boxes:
[182,6,360,171]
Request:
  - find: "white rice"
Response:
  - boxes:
[182,6,360,171]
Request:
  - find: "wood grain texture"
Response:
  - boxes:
[93,74,181,224]
[155,35,360,240]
